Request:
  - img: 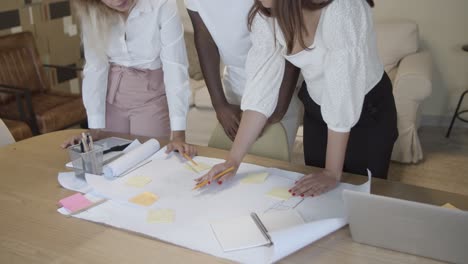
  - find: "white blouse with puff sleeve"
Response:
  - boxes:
[241,0,384,132]
[82,0,190,131]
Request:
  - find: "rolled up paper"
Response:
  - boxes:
[103,139,160,179]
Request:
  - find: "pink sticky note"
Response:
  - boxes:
[58,193,93,213]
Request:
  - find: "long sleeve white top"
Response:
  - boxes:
[241,0,384,132]
[82,0,190,131]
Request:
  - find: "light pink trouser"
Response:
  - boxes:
[105,64,171,138]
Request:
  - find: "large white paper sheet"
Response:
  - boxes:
[59,150,370,263]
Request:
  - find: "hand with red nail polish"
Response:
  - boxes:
[194,158,239,189]
[290,170,340,197]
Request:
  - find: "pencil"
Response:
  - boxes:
[193,166,235,190]
[183,153,198,166]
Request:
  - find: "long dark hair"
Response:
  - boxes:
[248,0,375,53]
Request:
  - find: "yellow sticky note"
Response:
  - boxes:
[129,192,159,206]
[126,176,152,188]
[241,172,269,184]
[266,187,292,200]
[184,162,211,173]
[147,209,175,223]
[442,203,459,210]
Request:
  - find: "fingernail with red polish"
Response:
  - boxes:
[292,193,296,196]
[208,181,211,184]
[218,181,223,185]
[288,189,292,193]
[301,194,304,197]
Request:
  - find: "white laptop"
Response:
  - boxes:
[343,190,468,264]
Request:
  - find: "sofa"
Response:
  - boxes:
[375,21,432,163]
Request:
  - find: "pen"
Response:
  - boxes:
[250,212,273,246]
[193,166,235,190]
[87,133,94,151]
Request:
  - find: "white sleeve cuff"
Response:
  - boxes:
[184,0,198,11]
[87,114,106,129]
[327,125,351,133]
[240,105,271,119]
[170,117,187,131]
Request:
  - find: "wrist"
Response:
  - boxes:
[324,168,342,180]
[212,99,229,111]
[172,131,185,142]
[226,154,242,168]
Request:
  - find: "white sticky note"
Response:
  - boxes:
[241,172,269,184]
[266,187,292,201]
[126,176,152,188]
[147,209,175,223]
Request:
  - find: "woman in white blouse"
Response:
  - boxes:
[62,0,195,155]
[196,0,398,196]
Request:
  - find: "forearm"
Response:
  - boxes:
[188,10,228,108]
[270,60,300,122]
[228,111,267,163]
[325,129,349,179]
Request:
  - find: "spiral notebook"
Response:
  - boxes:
[211,210,304,252]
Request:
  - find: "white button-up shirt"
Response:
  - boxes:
[82,0,190,131]
[184,0,253,104]
[242,0,384,132]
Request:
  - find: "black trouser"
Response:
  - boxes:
[298,73,398,179]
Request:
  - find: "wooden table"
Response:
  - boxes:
[1,130,466,264]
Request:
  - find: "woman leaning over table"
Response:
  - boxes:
[62,0,195,155]
[197,0,397,195]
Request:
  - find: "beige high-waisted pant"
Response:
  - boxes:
[105,64,170,138]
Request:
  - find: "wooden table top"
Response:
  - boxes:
[1,129,466,264]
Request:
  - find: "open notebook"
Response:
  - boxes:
[211,210,304,252]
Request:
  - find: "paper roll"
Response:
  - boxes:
[103,139,160,178]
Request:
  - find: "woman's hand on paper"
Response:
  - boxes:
[290,170,340,197]
[195,159,239,186]
[60,129,101,148]
[165,140,197,157]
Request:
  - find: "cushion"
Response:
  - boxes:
[0,92,86,133]
[193,86,214,109]
[375,21,419,73]
[2,118,32,142]
[184,32,204,81]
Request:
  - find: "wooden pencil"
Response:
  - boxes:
[193,166,235,190]
[183,153,198,166]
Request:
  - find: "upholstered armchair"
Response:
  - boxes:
[0,32,86,137]
[375,21,433,163]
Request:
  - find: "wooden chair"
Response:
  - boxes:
[0,32,86,135]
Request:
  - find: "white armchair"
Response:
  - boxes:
[375,21,433,163]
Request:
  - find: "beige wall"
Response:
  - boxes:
[373,0,468,123]
[177,0,468,123]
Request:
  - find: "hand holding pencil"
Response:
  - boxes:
[194,160,239,189]
[165,139,197,160]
